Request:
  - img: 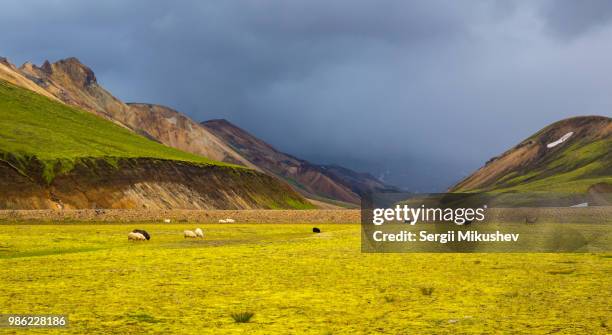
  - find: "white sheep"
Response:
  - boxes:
[163,218,171,223]
[128,232,146,241]
[218,219,227,223]
[225,218,235,223]
[195,228,204,238]
[184,230,197,238]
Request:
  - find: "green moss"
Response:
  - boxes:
[248,193,312,210]
[468,137,611,194]
[0,80,245,182]
[285,198,316,210]
[546,140,610,172]
[0,223,609,334]
[498,170,540,187]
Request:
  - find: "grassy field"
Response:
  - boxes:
[0,80,237,182]
[0,223,610,334]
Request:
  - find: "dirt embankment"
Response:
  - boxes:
[0,207,608,224]
[0,209,360,223]
[0,157,311,210]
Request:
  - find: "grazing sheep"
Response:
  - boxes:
[194,228,204,238]
[128,232,146,241]
[184,230,197,238]
[218,219,227,223]
[525,217,538,224]
[312,227,321,233]
[132,229,151,240]
[225,218,235,223]
[163,218,171,223]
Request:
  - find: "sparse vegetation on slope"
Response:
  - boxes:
[0,80,313,209]
[452,116,611,193]
[0,80,236,182]
[14,57,255,167]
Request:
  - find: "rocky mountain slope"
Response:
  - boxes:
[317,164,398,196]
[0,57,59,101]
[125,103,256,167]
[202,119,397,204]
[451,116,611,193]
[2,57,254,167]
[0,56,397,205]
[0,80,311,210]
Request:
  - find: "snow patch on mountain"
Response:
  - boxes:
[547,132,573,148]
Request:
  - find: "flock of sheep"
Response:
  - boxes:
[127,229,151,241]
[184,228,204,238]
[127,227,205,241]
[128,218,236,241]
[127,219,322,242]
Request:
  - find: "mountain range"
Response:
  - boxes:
[1,56,608,210]
[202,119,398,206]
[0,56,396,209]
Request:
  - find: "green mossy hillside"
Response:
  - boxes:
[0,80,240,183]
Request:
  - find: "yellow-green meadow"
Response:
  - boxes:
[0,223,609,334]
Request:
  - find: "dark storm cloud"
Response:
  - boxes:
[540,0,612,39]
[1,0,611,191]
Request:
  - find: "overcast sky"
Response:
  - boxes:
[1,0,611,191]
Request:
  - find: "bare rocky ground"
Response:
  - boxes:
[0,207,609,224]
[0,209,361,223]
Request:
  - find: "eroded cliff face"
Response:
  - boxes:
[0,158,311,210]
